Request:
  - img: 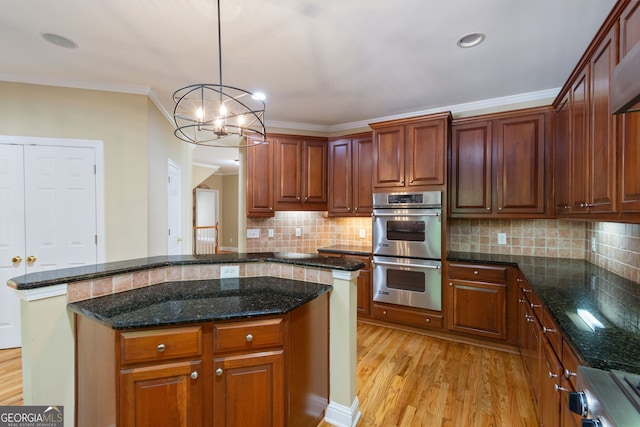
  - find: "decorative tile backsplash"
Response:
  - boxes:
[245,213,640,284]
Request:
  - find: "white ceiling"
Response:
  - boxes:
[0,0,617,174]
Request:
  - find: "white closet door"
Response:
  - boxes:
[0,145,26,349]
[23,145,97,272]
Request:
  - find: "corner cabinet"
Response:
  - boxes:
[450,108,551,218]
[370,112,451,191]
[327,133,373,217]
[75,294,329,427]
[273,135,328,211]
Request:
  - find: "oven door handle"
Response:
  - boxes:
[372,212,441,218]
[372,259,441,270]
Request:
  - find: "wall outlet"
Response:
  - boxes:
[359,228,366,239]
[220,265,239,278]
[591,237,597,252]
[268,229,274,238]
[295,228,301,237]
[246,229,260,239]
[497,233,507,245]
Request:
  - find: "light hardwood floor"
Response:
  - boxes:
[0,323,538,426]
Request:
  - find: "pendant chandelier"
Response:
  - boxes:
[173,0,267,147]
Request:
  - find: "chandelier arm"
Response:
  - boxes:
[217,0,223,95]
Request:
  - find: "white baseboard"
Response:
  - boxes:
[324,397,361,427]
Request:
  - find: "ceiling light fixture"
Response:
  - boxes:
[173,0,267,147]
[456,32,485,48]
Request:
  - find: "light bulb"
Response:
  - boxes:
[215,118,223,128]
[237,115,245,126]
[219,104,227,116]
[196,107,204,120]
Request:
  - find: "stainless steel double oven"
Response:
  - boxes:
[372,191,442,311]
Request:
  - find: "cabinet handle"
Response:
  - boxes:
[518,298,526,304]
[191,371,198,380]
[554,384,568,393]
[27,255,37,263]
[521,288,531,293]
[157,343,166,352]
[525,315,534,323]
[246,334,253,342]
[517,278,524,283]
[530,302,541,309]
[564,369,577,378]
[11,256,22,264]
[548,371,558,379]
[215,368,223,376]
[543,326,556,334]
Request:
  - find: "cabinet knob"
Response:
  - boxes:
[530,302,541,309]
[11,256,22,264]
[486,207,491,211]
[297,197,301,201]
[191,371,198,380]
[517,278,524,282]
[543,326,556,334]
[518,298,526,303]
[383,310,387,315]
[448,282,453,286]
[498,207,503,211]
[548,371,558,379]
[27,255,37,263]
[354,207,358,211]
[215,368,223,376]
[400,180,404,184]
[409,179,414,183]
[425,318,430,323]
[564,368,577,378]
[269,207,273,211]
[473,270,479,275]
[304,197,308,201]
[157,343,166,352]
[246,334,253,342]
[554,384,568,393]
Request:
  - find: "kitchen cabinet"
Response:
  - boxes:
[447,263,515,342]
[246,135,274,217]
[75,294,329,427]
[540,339,562,427]
[327,133,373,217]
[619,0,640,214]
[370,112,450,191]
[273,135,328,211]
[554,93,571,214]
[450,108,551,218]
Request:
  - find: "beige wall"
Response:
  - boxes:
[221,174,239,249]
[0,82,193,261]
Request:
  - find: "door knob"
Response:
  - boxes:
[26,255,37,263]
[12,256,22,264]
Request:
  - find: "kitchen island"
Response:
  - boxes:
[8,253,365,427]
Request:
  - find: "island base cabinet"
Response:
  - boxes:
[120,360,203,427]
[213,351,284,427]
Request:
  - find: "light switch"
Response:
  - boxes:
[268,229,274,238]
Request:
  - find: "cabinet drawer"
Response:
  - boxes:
[541,308,563,359]
[372,303,443,329]
[214,318,284,353]
[120,326,203,365]
[448,263,508,284]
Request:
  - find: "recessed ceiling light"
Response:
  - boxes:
[41,33,78,49]
[456,32,485,48]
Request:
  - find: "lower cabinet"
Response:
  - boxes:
[76,294,328,427]
[371,302,444,329]
[318,250,371,316]
[447,262,518,344]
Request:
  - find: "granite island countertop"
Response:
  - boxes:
[448,251,640,374]
[68,276,332,330]
[8,252,365,290]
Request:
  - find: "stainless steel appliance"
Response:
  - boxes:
[568,366,640,426]
[372,191,442,311]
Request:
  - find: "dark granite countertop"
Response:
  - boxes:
[8,252,365,291]
[317,245,372,256]
[448,251,640,374]
[67,277,332,330]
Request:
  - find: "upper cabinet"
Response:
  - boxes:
[246,133,328,216]
[327,132,373,217]
[450,108,551,218]
[273,135,328,211]
[553,0,640,220]
[370,112,450,191]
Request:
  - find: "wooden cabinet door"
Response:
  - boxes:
[213,351,284,427]
[619,2,640,213]
[450,121,493,215]
[554,94,572,215]
[406,119,445,187]
[373,125,405,188]
[447,280,507,340]
[352,135,373,215]
[120,360,203,427]
[540,340,562,427]
[327,139,352,215]
[589,27,617,213]
[302,140,327,205]
[494,113,546,214]
[247,137,274,217]
[570,67,590,213]
[274,138,302,204]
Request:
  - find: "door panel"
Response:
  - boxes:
[0,144,25,348]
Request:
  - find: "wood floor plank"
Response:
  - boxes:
[0,347,23,406]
